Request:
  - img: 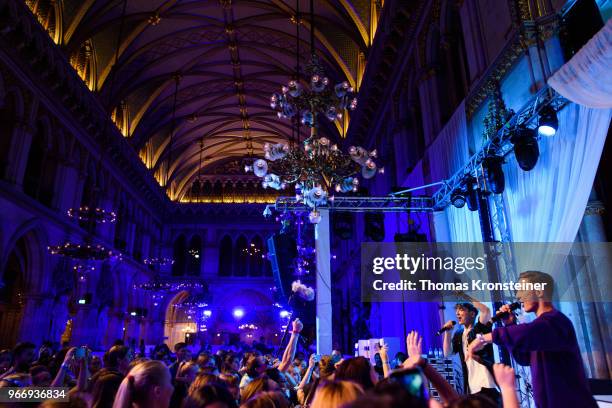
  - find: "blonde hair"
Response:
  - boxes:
[112,360,170,408]
[310,380,364,408]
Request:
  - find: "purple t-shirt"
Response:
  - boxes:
[492,309,597,408]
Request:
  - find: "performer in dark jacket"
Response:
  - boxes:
[468,271,597,408]
[443,300,499,403]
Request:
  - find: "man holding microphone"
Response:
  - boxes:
[467,271,597,408]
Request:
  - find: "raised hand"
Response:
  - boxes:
[403,331,423,369]
[406,331,422,358]
[493,364,516,390]
[497,304,516,325]
[308,354,316,368]
[379,341,389,363]
[292,318,304,333]
[466,337,485,360]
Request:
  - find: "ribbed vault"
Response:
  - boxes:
[26,0,380,201]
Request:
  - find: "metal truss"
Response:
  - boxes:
[272,196,434,213]
[431,87,568,210]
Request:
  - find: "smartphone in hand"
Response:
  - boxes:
[74,346,86,360]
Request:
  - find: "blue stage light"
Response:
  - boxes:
[538,106,558,137]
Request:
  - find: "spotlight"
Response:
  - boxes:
[511,126,539,171]
[483,156,505,194]
[451,189,466,208]
[233,308,244,319]
[203,310,212,317]
[538,106,557,137]
[465,177,478,212]
[279,310,290,318]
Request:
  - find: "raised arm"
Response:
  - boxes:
[378,341,391,378]
[473,300,491,325]
[493,364,520,408]
[278,318,303,372]
[441,320,455,357]
[297,354,317,405]
[51,348,76,387]
[403,331,458,405]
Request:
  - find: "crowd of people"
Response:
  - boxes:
[0,271,599,408]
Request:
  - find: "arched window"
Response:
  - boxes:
[112,100,130,136]
[70,40,97,91]
[133,226,143,262]
[0,91,18,180]
[233,235,248,276]
[172,235,187,276]
[248,236,264,277]
[442,6,469,115]
[23,121,56,207]
[26,0,62,44]
[187,235,202,276]
[114,198,128,251]
[219,235,233,276]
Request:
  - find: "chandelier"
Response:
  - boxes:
[134,276,205,292]
[239,323,258,331]
[48,242,122,261]
[246,29,381,222]
[144,257,174,266]
[174,293,209,310]
[241,242,262,257]
[67,206,116,223]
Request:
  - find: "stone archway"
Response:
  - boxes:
[164,291,197,348]
[0,240,26,348]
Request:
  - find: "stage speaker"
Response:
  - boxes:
[332,212,354,239]
[267,234,298,304]
[559,0,604,61]
[364,213,385,241]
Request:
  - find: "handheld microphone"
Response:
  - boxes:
[490,302,521,324]
[436,321,456,335]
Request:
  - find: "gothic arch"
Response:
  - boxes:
[1,219,49,297]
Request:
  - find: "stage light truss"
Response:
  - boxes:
[272,195,433,213]
[431,87,568,210]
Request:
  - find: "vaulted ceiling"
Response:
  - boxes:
[27,0,380,202]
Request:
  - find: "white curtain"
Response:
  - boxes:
[428,101,482,242]
[547,19,612,108]
[503,103,611,244]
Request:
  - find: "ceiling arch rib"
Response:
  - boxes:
[52,0,370,201]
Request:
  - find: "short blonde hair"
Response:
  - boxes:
[112,360,170,408]
[311,380,364,408]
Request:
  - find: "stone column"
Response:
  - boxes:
[5,121,34,188]
[315,209,332,354]
[18,293,53,344]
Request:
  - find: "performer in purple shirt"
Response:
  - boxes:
[467,270,597,408]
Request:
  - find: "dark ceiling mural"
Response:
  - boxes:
[25,0,383,201]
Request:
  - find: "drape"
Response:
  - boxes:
[428,100,482,242]
[503,103,611,244]
[547,19,612,108]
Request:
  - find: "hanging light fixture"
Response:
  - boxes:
[511,126,539,171]
[537,106,558,137]
[50,0,129,263]
[246,0,381,223]
[482,156,505,194]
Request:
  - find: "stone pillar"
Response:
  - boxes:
[18,294,53,344]
[315,209,332,354]
[70,305,96,346]
[54,160,80,212]
[203,232,219,278]
[104,309,127,349]
[5,121,34,188]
